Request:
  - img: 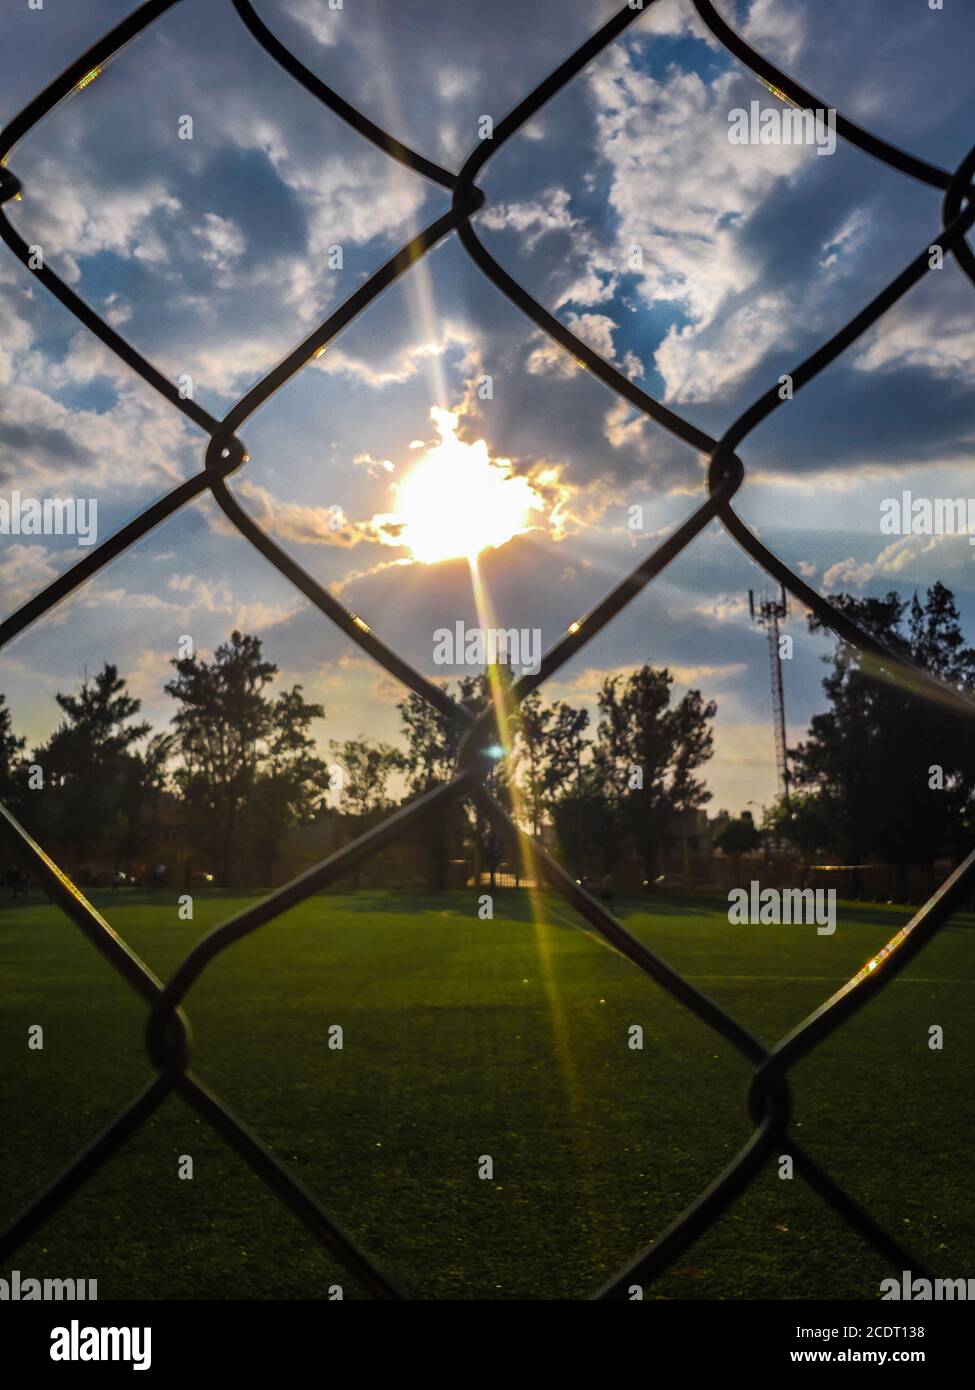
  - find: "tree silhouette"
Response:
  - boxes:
[165,631,278,884]
[117,730,175,865]
[397,685,464,794]
[0,693,25,805]
[32,665,150,864]
[539,699,592,876]
[714,814,761,856]
[592,666,716,882]
[542,700,590,804]
[329,737,399,817]
[795,583,975,871]
[250,685,328,883]
[512,690,552,838]
[765,791,834,883]
[396,670,518,888]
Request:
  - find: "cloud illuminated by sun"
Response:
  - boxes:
[383,408,544,564]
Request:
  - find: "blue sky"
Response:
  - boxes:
[1,0,974,814]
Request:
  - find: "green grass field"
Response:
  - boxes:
[2,886,973,1300]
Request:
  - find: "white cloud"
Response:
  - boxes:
[551,659,746,696]
[695,592,751,623]
[192,212,246,286]
[316,322,475,389]
[0,373,197,494]
[586,43,816,402]
[175,330,296,396]
[15,163,181,283]
[437,67,475,102]
[635,0,711,41]
[237,479,373,549]
[589,54,805,317]
[526,312,643,379]
[104,293,132,328]
[655,292,789,403]
[854,299,975,383]
[741,0,807,67]
[0,543,63,610]
[222,111,426,256]
[166,573,237,611]
[822,532,975,589]
[819,209,870,271]
[0,298,33,387]
[232,597,305,632]
[479,187,619,308]
[480,188,576,252]
[147,571,305,632]
[284,0,342,47]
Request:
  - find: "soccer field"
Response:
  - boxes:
[2,888,973,1300]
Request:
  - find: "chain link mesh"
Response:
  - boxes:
[1,0,974,1299]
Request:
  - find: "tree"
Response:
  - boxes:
[398,687,465,794]
[329,737,400,817]
[540,699,592,875]
[0,693,25,805]
[167,635,332,886]
[397,685,467,890]
[714,814,761,856]
[592,666,716,881]
[117,730,175,864]
[249,685,328,883]
[550,776,617,880]
[793,583,975,870]
[793,592,906,869]
[33,665,150,863]
[0,696,27,885]
[543,700,590,802]
[400,670,522,888]
[764,791,834,881]
[513,691,553,837]
[327,735,400,890]
[460,669,518,890]
[165,631,277,883]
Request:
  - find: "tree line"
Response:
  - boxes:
[0,633,330,886]
[0,631,716,888]
[2,580,974,890]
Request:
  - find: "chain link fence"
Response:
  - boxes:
[1,0,974,1299]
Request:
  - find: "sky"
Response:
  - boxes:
[1,0,974,816]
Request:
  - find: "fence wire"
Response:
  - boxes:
[1,0,974,1300]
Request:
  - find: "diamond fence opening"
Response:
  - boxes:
[1,0,974,1300]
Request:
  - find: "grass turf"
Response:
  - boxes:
[1,887,973,1300]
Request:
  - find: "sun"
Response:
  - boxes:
[393,408,542,564]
